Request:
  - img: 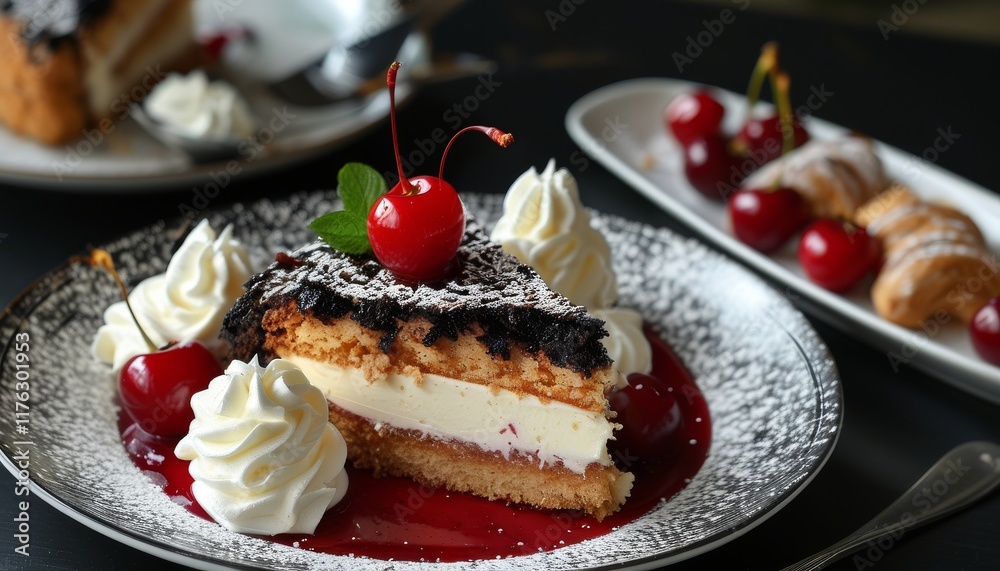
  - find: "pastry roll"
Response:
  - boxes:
[855,186,1000,327]
[741,136,888,219]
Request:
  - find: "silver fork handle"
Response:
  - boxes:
[780,441,1000,571]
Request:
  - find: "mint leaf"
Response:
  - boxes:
[308,211,370,255]
[309,162,388,255]
[338,162,386,216]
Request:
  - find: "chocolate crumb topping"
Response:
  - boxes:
[223,215,612,375]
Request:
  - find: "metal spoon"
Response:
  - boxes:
[780,441,1000,571]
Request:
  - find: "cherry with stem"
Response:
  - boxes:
[80,249,157,352]
[367,61,513,283]
[735,45,809,163]
[82,248,222,437]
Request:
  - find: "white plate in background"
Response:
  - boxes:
[0,0,425,191]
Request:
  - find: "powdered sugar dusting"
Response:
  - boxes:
[271,219,580,319]
[0,191,840,570]
[225,212,611,374]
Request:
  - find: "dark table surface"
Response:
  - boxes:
[2,1,1000,569]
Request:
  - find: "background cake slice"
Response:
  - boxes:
[223,216,634,520]
[0,0,200,145]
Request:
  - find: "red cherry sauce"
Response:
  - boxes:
[120,327,711,562]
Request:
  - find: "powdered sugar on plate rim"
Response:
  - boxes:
[0,191,841,570]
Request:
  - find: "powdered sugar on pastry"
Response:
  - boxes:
[855,186,1000,327]
[742,137,887,219]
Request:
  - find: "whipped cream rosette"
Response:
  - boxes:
[492,159,652,376]
[145,70,256,139]
[93,220,252,370]
[175,357,349,535]
[491,158,617,309]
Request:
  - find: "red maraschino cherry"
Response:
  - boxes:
[674,44,812,203]
[798,219,881,293]
[971,297,1000,366]
[733,64,809,159]
[731,44,809,164]
[664,90,726,145]
[83,249,221,437]
[367,61,513,283]
[682,133,745,201]
[609,372,682,462]
[729,186,812,253]
[119,341,222,436]
[737,114,809,164]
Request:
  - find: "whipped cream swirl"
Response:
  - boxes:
[144,70,255,139]
[590,308,650,380]
[175,357,349,535]
[492,159,651,375]
[492,159,617,309]
[92,220,252,370]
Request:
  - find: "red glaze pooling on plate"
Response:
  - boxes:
[120,328,711,562]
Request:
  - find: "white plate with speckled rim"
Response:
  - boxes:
[0,191,841,570]
[566,77,1000,403]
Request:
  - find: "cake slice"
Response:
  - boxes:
[0,0,200,145]
[222,215,633,520]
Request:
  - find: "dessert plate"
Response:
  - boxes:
[566,77,1000,403]
[0,0,427,192]
[0,192,841,570]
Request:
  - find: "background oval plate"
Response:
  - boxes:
[565,77,1000,403]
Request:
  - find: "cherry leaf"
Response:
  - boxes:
[309,162,388,255]
[308,210,370,255]
[338,162,387,217]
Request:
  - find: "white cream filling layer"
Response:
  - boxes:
[284,355,616,475]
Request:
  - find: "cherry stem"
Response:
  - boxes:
[387,61,415,196]
[81,249,158,352]
[438,127,514,181]
[774,71,794,156]
[743,42,778,125]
